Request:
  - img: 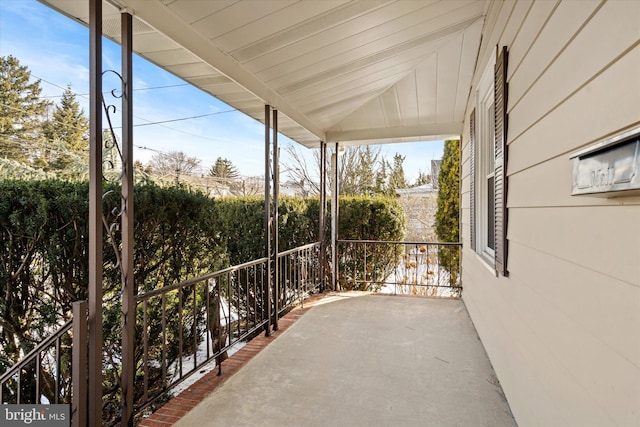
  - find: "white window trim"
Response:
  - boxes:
[475,55,496,266]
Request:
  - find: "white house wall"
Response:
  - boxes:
[461,1,640,425]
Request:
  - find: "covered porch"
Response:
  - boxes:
[144,293,515,427]
[6,1,635,425]
[11,1,488,425]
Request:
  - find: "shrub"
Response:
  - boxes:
[335,196,406,290]
[0,180,226,412]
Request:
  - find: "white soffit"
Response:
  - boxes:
[40,0,486,148]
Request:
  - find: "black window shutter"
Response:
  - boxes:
[494,46,509,277]
[469,108,476,252]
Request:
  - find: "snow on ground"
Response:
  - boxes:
[167,289,312,396]
[377,248,459,297]
[169,339,246,396]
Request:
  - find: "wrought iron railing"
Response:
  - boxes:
[276,242,323,313]
[0,322,73,405]
[2,240,460,424]
[133,242,322,417]
[0,301,87,426]
[337,240,462,297]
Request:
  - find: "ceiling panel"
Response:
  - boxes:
[435,34,464,124]
[133,32,182,53]
[214,1,347,53]
[240,1,429,71]
[165,0,239,26]
[191,0,293,41]
[416,56,439,125]
[453,18,485,119]
[232,1,386,64]
[396,72,419,127]
[142,48,201,67]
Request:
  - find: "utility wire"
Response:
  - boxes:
[22,74,238,143]
[38,83,191,98]
[128,110,235,127]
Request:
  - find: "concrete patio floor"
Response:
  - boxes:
[176,293,515,427]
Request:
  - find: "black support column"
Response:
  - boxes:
[331,143,340,291]
[120,11,135,427]
[272,109,279,331]
[264,105,272,336]
[263,105,281,335]
[319,141,327,292]
[88,0,103,425]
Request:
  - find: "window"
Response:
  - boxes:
[477,65,495,259]
[470,46,509,276]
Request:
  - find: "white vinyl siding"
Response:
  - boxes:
[460,1,640,426]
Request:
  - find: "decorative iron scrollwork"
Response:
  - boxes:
[101,69,128,285]
[101,70,125,182]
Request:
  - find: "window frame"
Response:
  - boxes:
[471,46,509,277]
[474,53,497,265]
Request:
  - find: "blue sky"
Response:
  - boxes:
[0,0,443,181]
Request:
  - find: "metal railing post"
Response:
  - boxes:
[72,301,88,427]
[264,104,272,336]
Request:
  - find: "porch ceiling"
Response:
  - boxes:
[40,0,486,148]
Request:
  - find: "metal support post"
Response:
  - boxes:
[331,143,340,291]
[272,109,279,331]
[88,0,103,425]
[319,141,327,292]
[263,104,272,336]
[120,11,135,427]
[72,301,88,427]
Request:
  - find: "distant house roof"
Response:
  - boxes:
[396,184,436,197]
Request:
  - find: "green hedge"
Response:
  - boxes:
[212,195,406,271]
[336,196,406,290]
[338,196,405,240]
[213,196,320,264]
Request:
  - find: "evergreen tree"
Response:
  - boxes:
[374,159,388,195]
[354,145,380,195]
[0,55,50,162]
[387,153,408,195]
[43,86,89,169]
[413,170,431,187]
[209,157,239,180]
[435,139,460,242]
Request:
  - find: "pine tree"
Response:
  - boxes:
[355,145,380,195]
[413,171,431,187]
[374,159,388,194]
[387,153,408,195]
[209,157,239,180]
[0,55,50,162]
[43,86,89,169]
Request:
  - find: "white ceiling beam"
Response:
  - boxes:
[123,0,326,142]
[326,122,461,143]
